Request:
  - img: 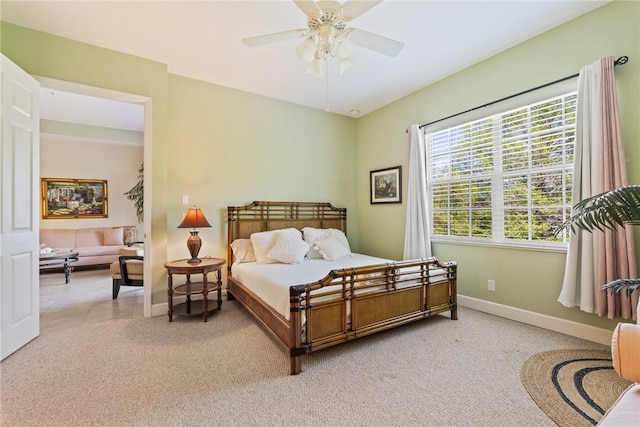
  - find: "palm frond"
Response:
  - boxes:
[124,163,144,223]
[555,185,640,236]
[601,278,640,295]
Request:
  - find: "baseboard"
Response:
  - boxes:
[151,303,167,317]
[152,293,614,345]
[457,295,613,346]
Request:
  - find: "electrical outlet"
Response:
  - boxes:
[488,279,496,291]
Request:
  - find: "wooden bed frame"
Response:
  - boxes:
[227,201,458,375]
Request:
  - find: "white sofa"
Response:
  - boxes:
[40,226,138,268]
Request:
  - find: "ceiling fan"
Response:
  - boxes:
[242,0,404,75]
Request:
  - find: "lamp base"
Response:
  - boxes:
[186,231,202,264]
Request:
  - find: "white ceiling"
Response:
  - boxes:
[3,0,609,128]
[39,88,145,132]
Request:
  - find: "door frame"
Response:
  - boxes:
[35,76,153,318]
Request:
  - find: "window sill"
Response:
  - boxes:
[431,237,567,253]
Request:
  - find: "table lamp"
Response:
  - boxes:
[177,206,211,263]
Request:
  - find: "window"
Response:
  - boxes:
[426,92,576,247]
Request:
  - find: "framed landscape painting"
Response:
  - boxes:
[42,178,108,219]
[370,166,402,204]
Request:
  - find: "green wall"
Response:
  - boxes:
[357,0,640,331]
[165,74,358,270]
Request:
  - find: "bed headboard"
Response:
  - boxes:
[227,201,347,268]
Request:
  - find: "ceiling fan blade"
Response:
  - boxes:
[242,29,306,47]
[348,28,404,57]
[293,0,321,17]
[341,0,383,20]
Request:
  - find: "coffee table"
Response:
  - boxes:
[39,251,79,284]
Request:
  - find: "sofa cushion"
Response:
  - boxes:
[75,229,103,247]
[40,229,76,249]
[110,259,143,279]
[104,227,124,246]
[79,246,124,257]
[119,247,144,256]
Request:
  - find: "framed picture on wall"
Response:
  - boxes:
[42,178,108,219]
[370,166,402,204]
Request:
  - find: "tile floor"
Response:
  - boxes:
[39,267,144,333]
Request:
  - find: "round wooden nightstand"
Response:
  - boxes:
[164,258,225,322]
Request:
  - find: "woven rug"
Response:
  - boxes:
[521,349,632,426]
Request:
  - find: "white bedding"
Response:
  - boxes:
[231,254,447,320]
[232,254,390,320]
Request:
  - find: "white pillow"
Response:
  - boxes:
[328,228,351,253]
[313,235,352,261]
[302,227,327,259]
[250,230,282,264]
[303,227,351,258]
[267,228,309,264]
[230,238,256,264]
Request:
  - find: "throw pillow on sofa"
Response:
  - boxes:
[104,227,124,246]
[122,226,137,245]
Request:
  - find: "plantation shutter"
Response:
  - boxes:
[427,92,576,246]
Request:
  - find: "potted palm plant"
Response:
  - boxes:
[124,163,144,223]
[556,185,640,295]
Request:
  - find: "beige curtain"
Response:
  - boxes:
[558,56,637,320]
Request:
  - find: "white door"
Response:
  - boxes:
[0,54,40,360]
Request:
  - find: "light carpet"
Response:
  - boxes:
[1,303,609,426]
[521,349,631,426]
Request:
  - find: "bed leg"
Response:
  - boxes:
[451,303,458,320]
[290,356,301,375]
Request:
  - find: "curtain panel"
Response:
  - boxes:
[558,56,638,320]
[403,124,432,260]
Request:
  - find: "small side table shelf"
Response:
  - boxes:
[164,258,225,322]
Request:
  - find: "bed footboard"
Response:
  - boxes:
[288,257,457,374]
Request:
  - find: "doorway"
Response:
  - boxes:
[36,77,152,321]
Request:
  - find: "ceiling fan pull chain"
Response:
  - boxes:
[325,59,329,112]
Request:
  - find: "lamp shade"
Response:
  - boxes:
[178,206,211,263]
[178,207,211,229]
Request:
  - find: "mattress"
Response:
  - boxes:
[231,254,447,320]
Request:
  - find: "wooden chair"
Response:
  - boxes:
[110,246,144,299]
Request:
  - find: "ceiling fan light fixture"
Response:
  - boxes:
[334,37,353,59]
[296,37,316,62]
[243,0,403,76]
[307,58,324,76]
[339,58,355,75]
